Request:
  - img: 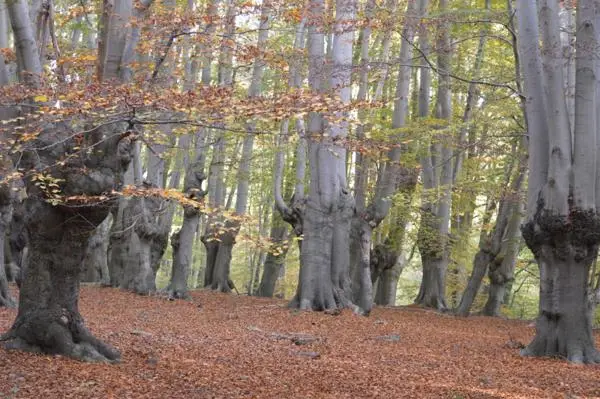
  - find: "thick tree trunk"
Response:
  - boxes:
[2,122,133,362]
[113,196,162,294]
[292,192,355,311]
[80,214,111,285]
[515,0,600,363]
[350,218,374,310]
[416,256,448,310]
[3,202,120,362]
[521,227,600,363]
[413,0,453,311]
[97,0,133,81]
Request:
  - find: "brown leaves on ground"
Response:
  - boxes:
[0,286,599,398]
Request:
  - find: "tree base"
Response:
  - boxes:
[167,289,190,300]
[1,311,120,363]
[521,316,600,364]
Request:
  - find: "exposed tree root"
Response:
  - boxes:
[1,310,119,363]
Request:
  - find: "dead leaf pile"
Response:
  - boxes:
[0,286,598,398]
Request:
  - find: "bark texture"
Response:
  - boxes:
[516,0,600,363]
[415,0,452,311]
[168,140,206,299]
[2,122,133,362]
[289,0,360,312]
[80,214,111,285]
[257,219,288,298]
[0,184,15,307]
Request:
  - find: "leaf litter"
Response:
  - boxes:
[0,286,598,398]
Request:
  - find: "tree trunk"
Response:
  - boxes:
[290,0,360,312]
[0,191,15,307]
[520,236,599,363]
[455,250,490,316]
[0,0,9,85]
[168,137,206,299]
[7,0,42,87]
[350,0,421,312]
[80,214,112,285]
[2,122,133,362]
[414,0,452,311]
[257,211,289,297]
[482,203,523,316]
[108,144,160,294]
[370,244,401,306]
[516,0,600,363]
[97,0,133,81]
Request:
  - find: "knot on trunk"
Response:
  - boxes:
[522,208,600,261]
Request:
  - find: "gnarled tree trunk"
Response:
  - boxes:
[516,0,600,363]
[2,122,133,362]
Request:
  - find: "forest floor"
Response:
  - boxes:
[0,286,598,398]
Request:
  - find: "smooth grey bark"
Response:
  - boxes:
[483,201,523,317]
[0,183,15,307]
[108,145,162,294]
[168,134,207,299]
[204,0,269,292]
[119,0,153,82]
[202,0,236,291]
[456,165,525,316]
[371,243,404,306]
[7,0,42,87]
[290,0,360,312]
[274,19,306,243]
[517,0,600,363]
[80,214,112,285]
[97,0,133,81]
[2,122,133,362]
[145,134,170,277]
[257,211,289,297]
[415,0,452,311]
[351,0,421,312]
[372,0,397,101]
[0,0,9,85]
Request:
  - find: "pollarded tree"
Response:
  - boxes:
[517,0,600,363]
[0,0,133,362]
[289,0,358,311]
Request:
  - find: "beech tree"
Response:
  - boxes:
[289,0,358,311]
[1,0,132,361]
[517,0,600,363]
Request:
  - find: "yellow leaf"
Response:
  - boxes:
[34,95,48,102]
